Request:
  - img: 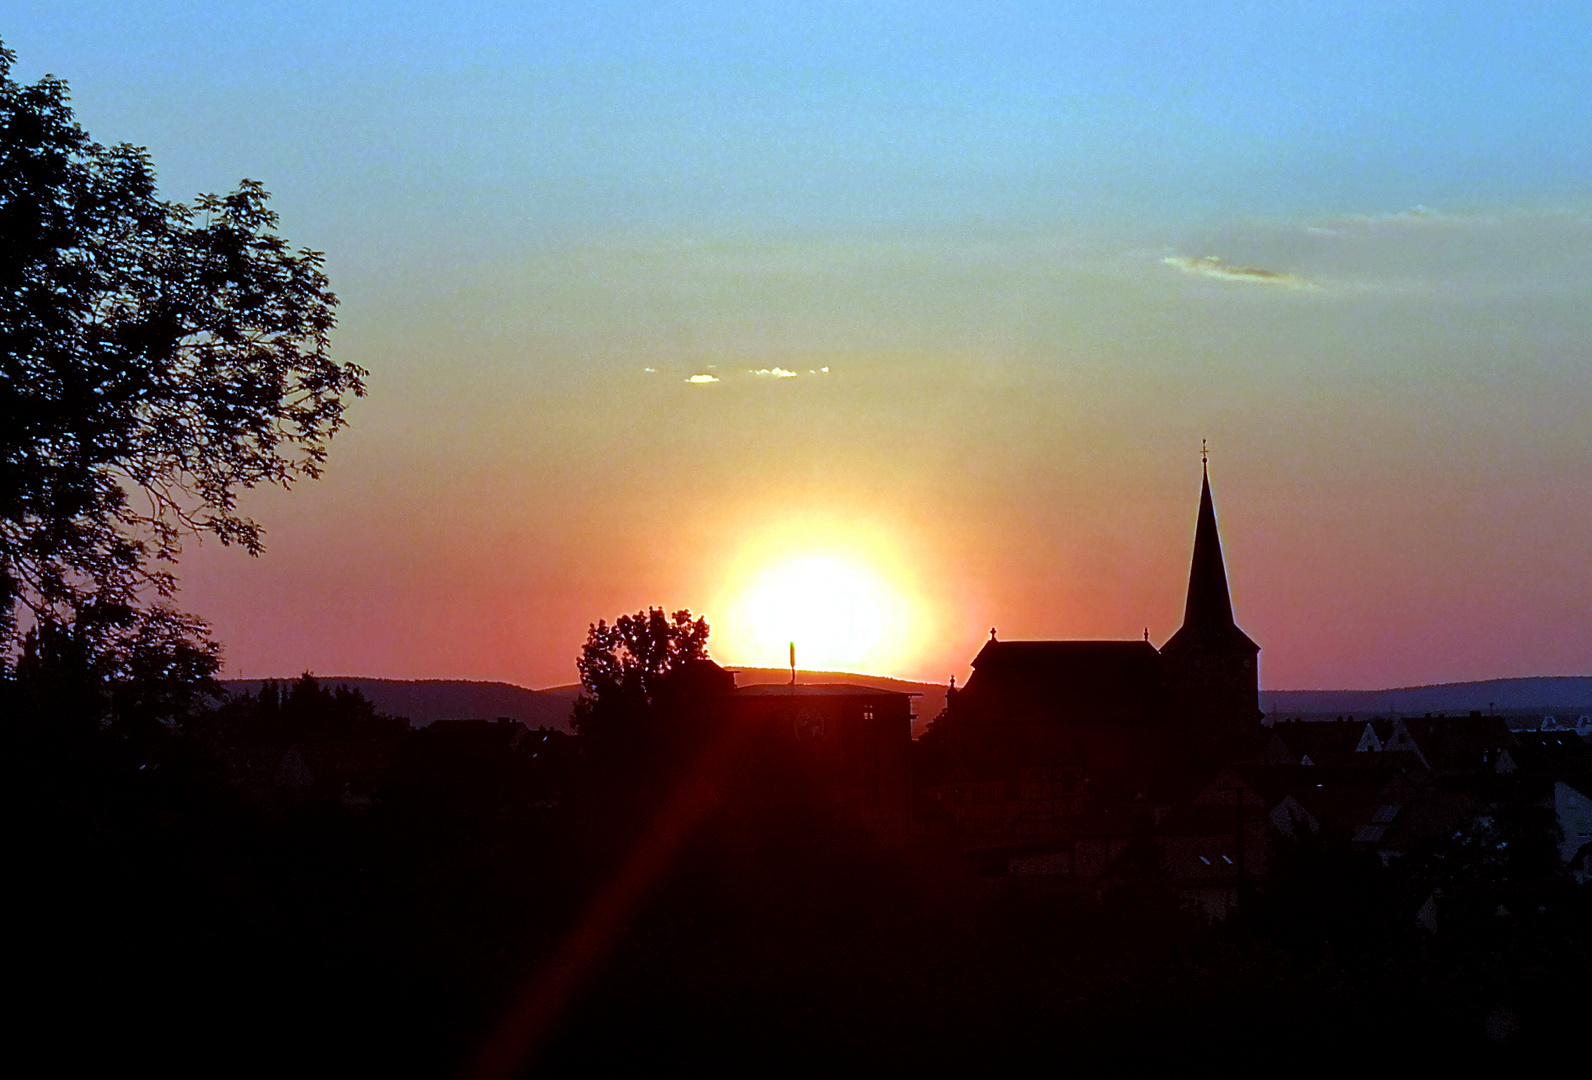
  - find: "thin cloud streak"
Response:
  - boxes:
[1162,255,1314,290]
[1346,204,1443,225]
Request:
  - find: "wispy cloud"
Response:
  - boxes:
[1349,204,1441,225]
[749,367,799,378]
[685,373,719,384]
[1163,254,1314,290]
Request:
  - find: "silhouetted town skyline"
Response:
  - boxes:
[7,18,1590,1073]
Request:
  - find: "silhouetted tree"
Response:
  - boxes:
[204,673,404,747]
[10,601,220,742]
[0,38,364,660]
[576,608,711,705]
[572,607,712,756]
[1401,802,1567,934]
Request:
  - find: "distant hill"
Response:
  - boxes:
[221,673,1589,736]
[1261,677,1592,719]
[221,670,948,736]
[221,678,582,731]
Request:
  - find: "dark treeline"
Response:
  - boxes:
[9,625,1589,1076]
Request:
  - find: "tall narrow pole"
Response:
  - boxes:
[789,641,796,686]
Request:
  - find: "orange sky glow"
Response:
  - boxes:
[176,239,1592,692]
[24,8,1587,692]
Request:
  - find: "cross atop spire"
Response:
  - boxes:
[1201,437,1208,468]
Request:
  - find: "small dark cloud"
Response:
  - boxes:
[1163,254,1313,290]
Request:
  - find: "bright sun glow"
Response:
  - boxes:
[710,524,933,675]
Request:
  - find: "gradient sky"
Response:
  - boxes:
[8,3,1591,689]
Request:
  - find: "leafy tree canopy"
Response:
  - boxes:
[13,605,220,737]
[0,39,364,655]
[572,605,724,781]
[576,607,712,713]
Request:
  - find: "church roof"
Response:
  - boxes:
[970,639,1158,672]
[1163,465,1258,654]
[961,639,1163,723]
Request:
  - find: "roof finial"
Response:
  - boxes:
[990,626,998,642]
[1201,437,1208,469]
[1144,627,1150,642]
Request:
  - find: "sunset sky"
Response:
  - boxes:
[10,3,1590,689]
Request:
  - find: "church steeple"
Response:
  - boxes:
[1181,462,1236,632]
[1160,451,1260,738]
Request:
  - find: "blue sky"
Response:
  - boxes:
[11,2,1592,249]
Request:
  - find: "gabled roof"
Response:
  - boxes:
[959,639,1163,723]
[1508,731,1592,779]
[1215,761,1425,806]
[1156,801,1269,836]
[1200,762,1430,842]
[1374,790,1484,854]
[970,638,1159,672]
[1269,720,1369,762]
[731,683,912,699]
[1392,715,1515,772]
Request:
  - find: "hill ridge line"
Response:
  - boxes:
[1269,674,1591,694]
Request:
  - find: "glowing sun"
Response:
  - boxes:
[715,548,925,675]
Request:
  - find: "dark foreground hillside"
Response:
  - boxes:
[11,677,1590,1075]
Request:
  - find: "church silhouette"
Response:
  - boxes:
[937,459,1262,821]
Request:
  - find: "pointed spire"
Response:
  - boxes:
[1182,463,1235,631]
